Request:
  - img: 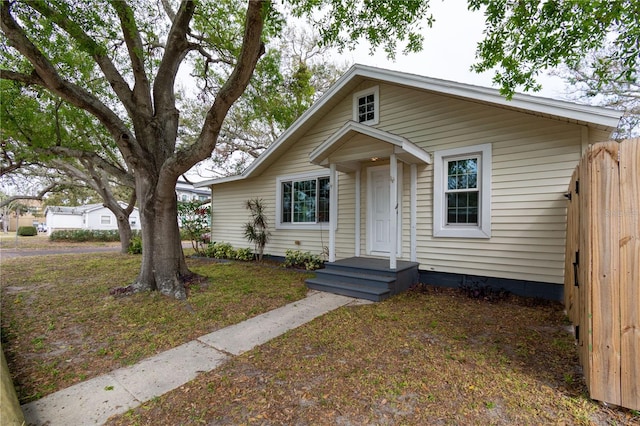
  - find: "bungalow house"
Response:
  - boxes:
[196,65,622,301]
[44,203,141,233]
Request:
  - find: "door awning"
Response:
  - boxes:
[309,121,431,172]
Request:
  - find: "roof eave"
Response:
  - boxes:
[203,64,623,185]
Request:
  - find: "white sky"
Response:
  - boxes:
[333,0,567,98]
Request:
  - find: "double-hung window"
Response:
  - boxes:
[100,215,111,225]
[277,172,331,229]
[433,143,491,238]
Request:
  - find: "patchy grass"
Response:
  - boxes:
[0,233,120,249]
[106,287,638,426]
[0,253,309,403]
[1,244,636,425]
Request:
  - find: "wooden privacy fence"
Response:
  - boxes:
[564,137,639,410]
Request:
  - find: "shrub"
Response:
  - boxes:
[178,201,211,256]
[204,242,237,260]
[283,249,324,270]
[234,247,254,261]
[243,198,270,261]
[17,226,37,236]
[49,229,121,242]
[128,235,143,254]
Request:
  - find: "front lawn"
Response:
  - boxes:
[0,253,309,403]
[1,248,636,424]
[107,288,637,425]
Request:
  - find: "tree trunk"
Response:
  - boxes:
[115,213,132,254]
[132,175,190,299]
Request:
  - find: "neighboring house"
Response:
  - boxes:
[196,65,622,301]
[44,203,141,233]
[0,200,45,232]
[176,179,210,203]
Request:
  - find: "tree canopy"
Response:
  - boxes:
[470,0,639,98]
[0,0,430,298]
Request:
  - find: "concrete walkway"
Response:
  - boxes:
[20,291,363,425]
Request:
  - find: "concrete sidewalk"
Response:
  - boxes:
[21,291,363,425]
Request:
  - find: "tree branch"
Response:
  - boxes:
[24,1,137,114]
[154,0,195,114]
[1,1,140,168]
[0,69,44,85]
[0,183,57,208]
[109,0,153,115]
[172,0,266,176]
[47,146,134,188]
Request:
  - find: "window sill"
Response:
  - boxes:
[433,226,491,239]
[275,223,332,231]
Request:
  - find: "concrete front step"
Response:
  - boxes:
[306,278,392,301]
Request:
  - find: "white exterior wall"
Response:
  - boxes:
[209,80,614,287]
[46,207,141,232]
[84,207,141,231]
[45,212,83,231]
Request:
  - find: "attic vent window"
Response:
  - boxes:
[353,86,379,125]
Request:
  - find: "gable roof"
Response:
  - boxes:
[310,120,431,172]
[195,64,623,187]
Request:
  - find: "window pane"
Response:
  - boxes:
[446,192,479,225]
[357,94,375,123]
[468,192,478,208]
[468,207,478,224]
[293,179,316,222]
[317,177,330,222]
[282,181,292,223]
[446,157,478,191]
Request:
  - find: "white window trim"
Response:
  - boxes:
[275,170,336,230]
[352,86,380,125]
[433,143,491,238]
[100,215,111,225]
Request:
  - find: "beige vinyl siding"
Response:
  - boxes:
[371,82,587,284]
[210,94,357,258]
[210,79,613,286]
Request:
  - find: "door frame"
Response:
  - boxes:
[366,164,402,256]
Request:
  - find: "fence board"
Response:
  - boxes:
[588,142,621,405]
[564,138,639,410]
[578,146,591,385]
[619,138,640,410]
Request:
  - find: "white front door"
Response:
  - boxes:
[367,165,402,255]
[371,168,390,253]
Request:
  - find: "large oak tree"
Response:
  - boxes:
[0,0,429,298]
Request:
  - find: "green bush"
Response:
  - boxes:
[17,226,37,236]
[49,229,120,242]
[283,249,324,270]
[204,242,236,260]
[128,235,143,254]
[49,229,142,243]
[234,247,254,261]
